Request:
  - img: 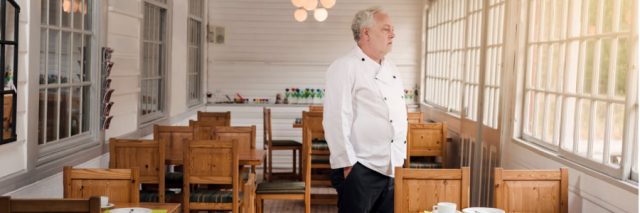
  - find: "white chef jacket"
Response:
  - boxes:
[322,45,408,177]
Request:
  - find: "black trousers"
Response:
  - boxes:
[330,162,394,213]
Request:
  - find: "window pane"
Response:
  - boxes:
[38,89,46,145]
[565,41,579,93]
[620,0,632,31]
[84,0,92,30]
[71,87,80,136]
[561,97,577,151]
[61,0,71,28]
[49,0,60,26]
[544,94,557,143]
[72,33,82,83]
[609,104,624,166]
[616,37,629,97]
[46,88,59,142]
[602,0,614,33]
[577,99,591,156]
[83,34,91,82]
[81,85,90,132]
[586,0,598,35]
[61,31,71,84]
[73,0,84,29]
[40,29,47,85]
[41,0,48,25]
[535,92,545,139]
[583,40,595,93]
[591,101,607,162]
[598,39,611,95]
[48,30,59,84]
[59,87,70,139]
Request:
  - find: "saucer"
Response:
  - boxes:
[109,207,152,213]
[101,203,114,209]
[462,207,505,213]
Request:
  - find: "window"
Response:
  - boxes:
[521,0,637,177]
[140,0,168,122]
[187,0,203,107]
[39,0,93,145]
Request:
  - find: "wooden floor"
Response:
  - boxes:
[256,167,338,213]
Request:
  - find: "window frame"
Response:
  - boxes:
[187,0,204,107]
[139,0,170,124]
[36,0,101,160]
[516,0,638,182]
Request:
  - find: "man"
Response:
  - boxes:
[323,6,407,213]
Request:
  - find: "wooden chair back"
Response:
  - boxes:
[407,111,424,124]
[183,139,239,212]
[494,168,568,213]
[154,125,193,165]
[394,167,470,212]
[308,105,323,112]
[0,196,101,213]
[108,138,165,202]
[406,123,447,167]
[197,111,231,126]
[214,126,256,153]
[302,111,324,144]
[189,120,217,140]
[63,167,140,203]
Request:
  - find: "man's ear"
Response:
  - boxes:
[362,28,369,40]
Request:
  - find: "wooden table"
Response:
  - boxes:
[292,123,302,128]
[240,149,265,166]
[110,202,180,213]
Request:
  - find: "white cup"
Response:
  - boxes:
[100,196,109,207]
[432,202,457,213]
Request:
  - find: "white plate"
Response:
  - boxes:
[101,203,114,209]
[109,207,152,213]
[462,207,505,213]
[429,211,462,213]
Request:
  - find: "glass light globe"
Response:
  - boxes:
[294,9,308,22]
[320,0,335,9]
[314,8,328,22]
[303,0,318,11]
[291,0,304,8]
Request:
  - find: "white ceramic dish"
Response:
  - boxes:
[101,203,114,209]
[428,210,462,213]
[109,207,152,213]
[462,207,506,213]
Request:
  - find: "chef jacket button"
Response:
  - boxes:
[384,97,387,101]
[404,140,407,144]
[391,140,394,143]
[390,120,393,123]
[393,75,397,79]
[361,58,365,61]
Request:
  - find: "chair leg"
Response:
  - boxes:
[298,148,303,180]
[256,197,263,213]
[262,150,268,181]
[267,149,273,181]
[292,149,297,176]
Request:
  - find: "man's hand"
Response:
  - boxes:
[343,166,353,178]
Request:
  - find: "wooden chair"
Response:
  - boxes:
[394,167,470,213]
[255,128,311,213]
[197,111,231,126]
[494,168,569,213]
[214,125,257,173]
[407,111,424,124]
[308,105,323,112]
[243,173,256,213]
[189,120,215,140]
[63,167,140,203]
[154,125,194,166]
[302,111,336,205]
[182,139,241,213]
[109,138,166,203]
[263,107,302,181]
[0,196,101,213]
[405,123,447,168]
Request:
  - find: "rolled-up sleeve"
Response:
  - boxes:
[323,61,358,169]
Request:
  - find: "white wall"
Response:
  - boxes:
[504,142,639,213]
[206,0,423,102]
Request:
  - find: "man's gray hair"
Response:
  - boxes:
[351,6,385,42]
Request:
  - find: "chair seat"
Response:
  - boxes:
[190,189,243,203]
[272,140,301,147]
[140,190,177,202]
[166,171,183,186]
[256,181,305,194]
[312,139,329,151]
[311,156,330,164]
[409,161,442,169]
